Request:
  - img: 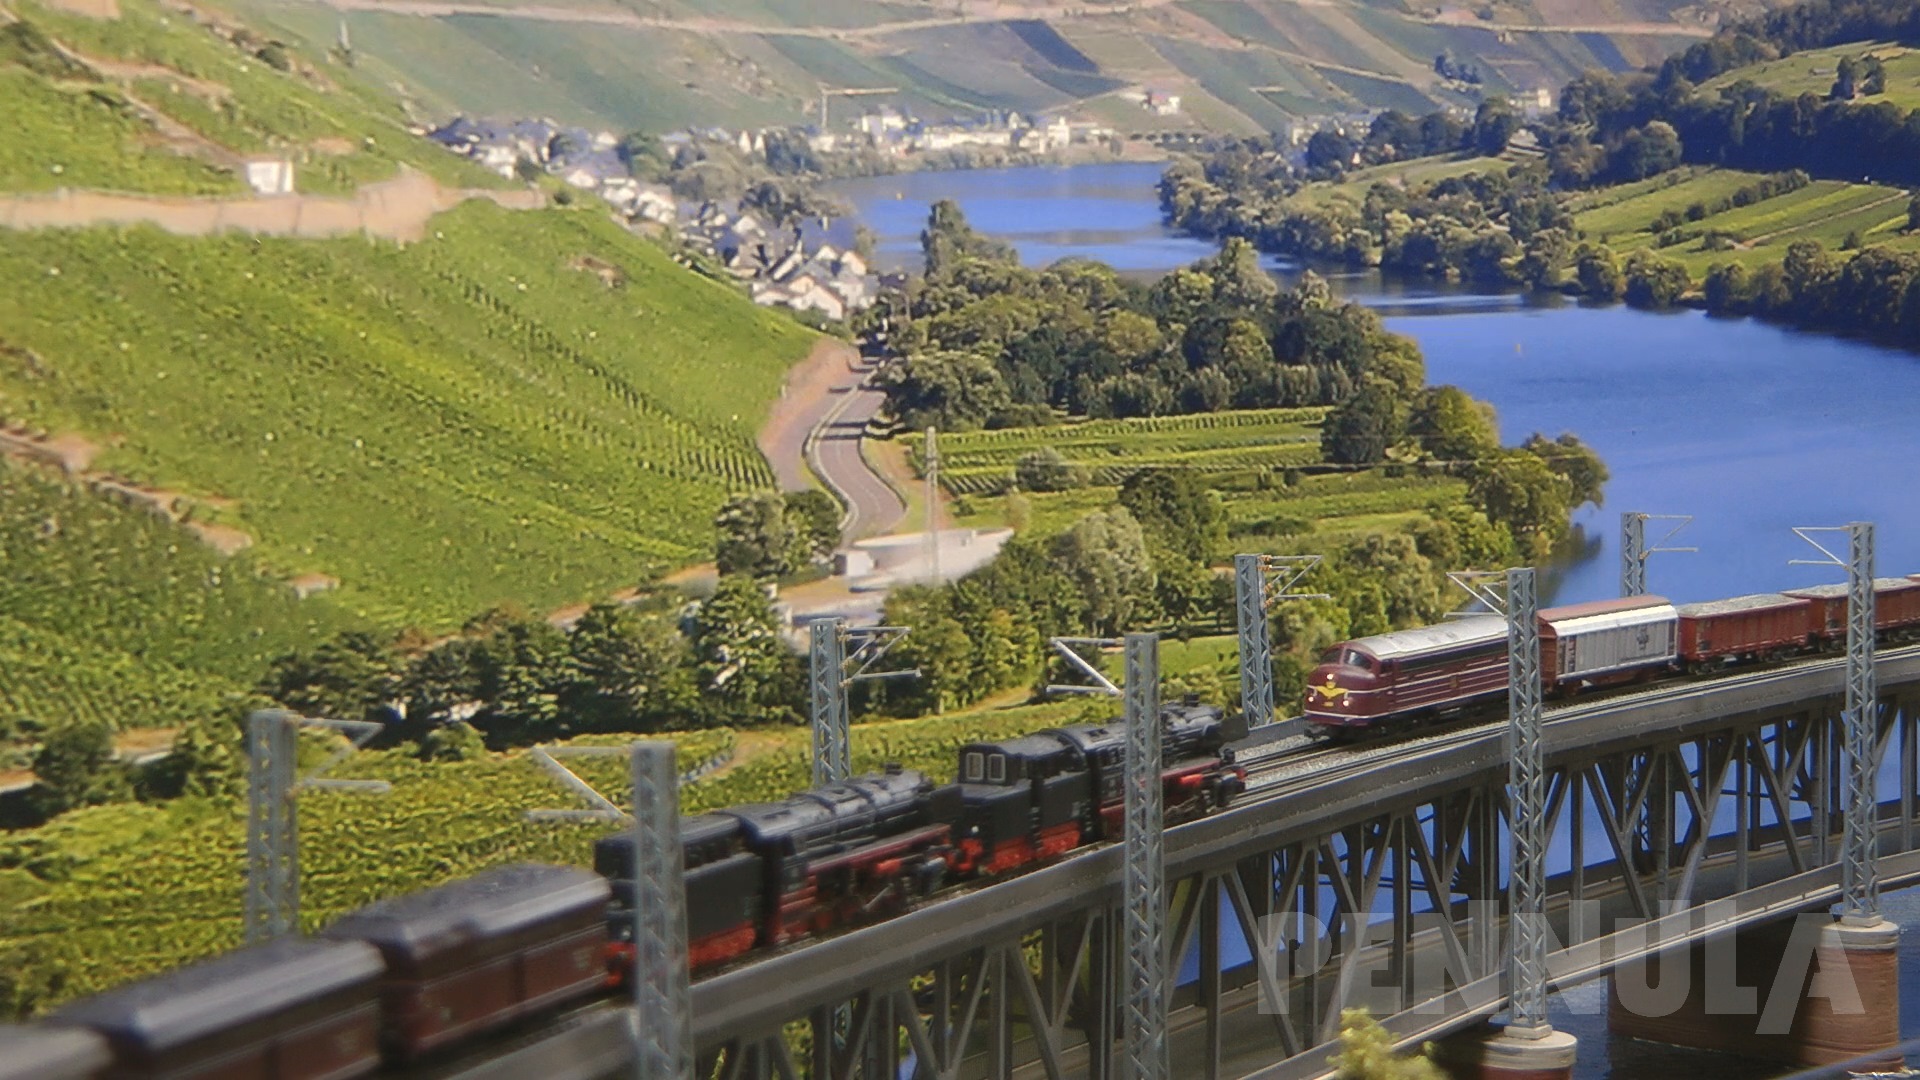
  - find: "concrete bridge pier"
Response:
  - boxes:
[1605,916,1902,1070]
[1440,1023,1578,1080]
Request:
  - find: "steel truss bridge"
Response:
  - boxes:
[455,646,1920,1080]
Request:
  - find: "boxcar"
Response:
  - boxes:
[1675,593,1815,669]
[0,1025,111,1080]
[1539,596,1678,689]
[46,938,383,1080]
[322,863,609,1061]
[1786,578,1920,642]
[1303,614,1508,732]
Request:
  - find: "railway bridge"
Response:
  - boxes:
[463,644,1920,1080]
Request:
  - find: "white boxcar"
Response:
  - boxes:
[1541,597,1679,684]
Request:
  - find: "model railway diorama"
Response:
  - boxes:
[9,575,1920,1080]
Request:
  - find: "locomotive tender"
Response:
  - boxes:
[1304,575,1920,735]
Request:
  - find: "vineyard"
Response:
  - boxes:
[0,460,360,743]
[4,0,509,197]
[0,699,1098,1012]
[0,203,818,626]
[931,408,1330,496]
[928,408,1466,555]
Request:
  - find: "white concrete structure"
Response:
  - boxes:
[244,159,294,195]
[845,528,1015,591]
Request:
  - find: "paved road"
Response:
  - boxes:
[759,341,905,541]
[807,368,905,541]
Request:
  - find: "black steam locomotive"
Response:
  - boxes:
[599,701,1247,973]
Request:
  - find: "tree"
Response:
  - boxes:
[1328,1008,1446,1080]
[1525,432,1609,510]
[1198,238,1278,313]
[1908,192,1920,233]
[1574,243,1624,300]
[691,575,799,725]
[1119,469,1224,555]
[715,491,802,578]
[143,713,243,799]
[1051,509,1158,636]
[878,349,1013,432]
[1307,129,1358,173]
[261,630,401,725]
[1469,450,1574,557]
[921,199,1015,279]
[1408,385,1499,462]
[419,721,487,762]
[467,615,579,746]
[566,602,690,733]
[1622,249,1691,308]
[1015,447,1087,492]
[784,490,842,566]
[32,721,126,817]
[1320,377,1407,466]
[1472,96,1521,156]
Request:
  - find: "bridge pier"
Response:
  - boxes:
[1605,916,1902,1070]
[1440,1024,1578,1080]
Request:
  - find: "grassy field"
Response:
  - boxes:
[0,696,1113,1013]
[932,408,1468,558]
[6,0,509,197]
[1700,41,1920,112]
[0,202,818,627]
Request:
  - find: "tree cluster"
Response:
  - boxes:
[1163,154,1573,289]
[880,202,1429,430]
[714,490,840,578]
[1702,239,1920,344]
[260,585,801,751]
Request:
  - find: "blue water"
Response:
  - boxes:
[828,163,1920,609]
[829,162,1920,1077]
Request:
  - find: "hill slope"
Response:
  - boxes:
[0,0,818,641]
[221,0,1779,133]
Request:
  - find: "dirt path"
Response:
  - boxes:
[0,167,544,241]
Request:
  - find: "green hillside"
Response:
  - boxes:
[0,203,816,626]
[213,0,1760,134]
[0,0,818,754]
[3,0,509,195]
[0,461,359,747]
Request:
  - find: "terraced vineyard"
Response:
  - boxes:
[1571,170,1917,273]
[935,408,1329,496]
[0,460,359,742]
[0,699,1095,1011]
[933,408,1468,556]
[0,203,817,626]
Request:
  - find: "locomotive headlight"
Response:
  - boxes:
[1342,695,1351,706]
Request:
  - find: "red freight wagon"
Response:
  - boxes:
[46,938,384,1080]
[1675,593,1815,669]
[1784,577,1920,642]
[1539,596,1679,690]
[323,863,609,1061]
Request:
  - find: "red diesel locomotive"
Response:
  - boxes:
[1305,575,1920,735]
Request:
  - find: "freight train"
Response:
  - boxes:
[1,703,1247,1080]
[1304,576,1920,736]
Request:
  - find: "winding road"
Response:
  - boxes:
[757,340,905,542]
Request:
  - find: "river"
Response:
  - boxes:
[828,162,1920,1078]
